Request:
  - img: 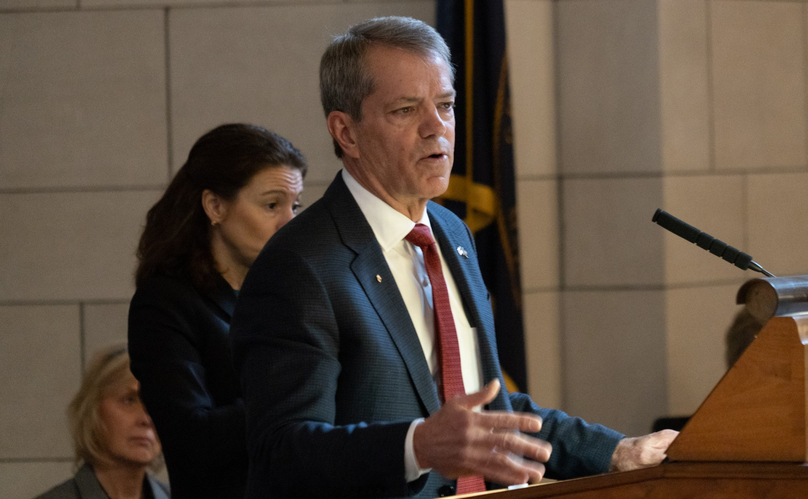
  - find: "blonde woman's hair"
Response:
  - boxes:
[67,344,162,470]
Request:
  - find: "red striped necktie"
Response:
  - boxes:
[405,223,486,495]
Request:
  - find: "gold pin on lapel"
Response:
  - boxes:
[376,274,383,283]
[457,246,468,258]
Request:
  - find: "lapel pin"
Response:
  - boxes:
[457,246,468,258]
[376,274,383,283]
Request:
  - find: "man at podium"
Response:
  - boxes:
[231,16,677,499]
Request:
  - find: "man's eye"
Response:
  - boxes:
[292,203,302,214]
[267,202,278,210]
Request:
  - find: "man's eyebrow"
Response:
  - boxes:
[392,91,456,106]
[391,96,422,105]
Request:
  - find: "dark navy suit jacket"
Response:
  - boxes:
[232,174,622,499]
[129,273,248,498]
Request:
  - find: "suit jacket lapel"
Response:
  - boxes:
[325,175,441,415]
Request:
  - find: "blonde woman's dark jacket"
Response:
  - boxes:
[35,464,169,499]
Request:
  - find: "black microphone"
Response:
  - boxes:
[652,209,775,277]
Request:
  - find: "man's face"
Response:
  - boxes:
[349,45,456,215]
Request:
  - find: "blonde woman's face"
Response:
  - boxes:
[98,377,161,467]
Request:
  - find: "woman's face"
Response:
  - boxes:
[98,377,161,468]
[214,165,304,270]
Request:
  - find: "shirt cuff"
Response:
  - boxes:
[404,418,431,482]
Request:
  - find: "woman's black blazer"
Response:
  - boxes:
[128,273,247,499]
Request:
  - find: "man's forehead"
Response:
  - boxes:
[365,46,454,89]
[366,44,449,71]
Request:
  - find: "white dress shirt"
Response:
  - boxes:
[342,169,483,481]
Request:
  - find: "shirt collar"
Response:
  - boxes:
[341,169,431,252]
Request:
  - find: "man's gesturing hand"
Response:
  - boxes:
[412,379,552,485]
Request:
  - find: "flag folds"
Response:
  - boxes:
[437,0,527,392]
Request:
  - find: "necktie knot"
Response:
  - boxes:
[405,223,434,249]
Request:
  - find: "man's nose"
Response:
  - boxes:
[419,106,448,138]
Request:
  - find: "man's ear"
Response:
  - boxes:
[327,111,360,159]
[201,189,228,226]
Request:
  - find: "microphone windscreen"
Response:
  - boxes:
[652,209,757,272]
[652,209,700,243]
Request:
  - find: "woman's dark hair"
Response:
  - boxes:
[135,124,307,290]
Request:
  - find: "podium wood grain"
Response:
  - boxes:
[666,316,808,462]
[468,462,808,498]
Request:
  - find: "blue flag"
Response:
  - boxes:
[437,0,526,392]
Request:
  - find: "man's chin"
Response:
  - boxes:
[428,177,452,199]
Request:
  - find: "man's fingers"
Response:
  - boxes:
[650,429,678,448]
[482,430,552,463]
[417,379,551,482]
[477,410,542,434]
[454,378,501,410]
[463,448,546,486]
[449,379,543,435]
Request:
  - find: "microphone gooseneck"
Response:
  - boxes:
[652,209,775,277]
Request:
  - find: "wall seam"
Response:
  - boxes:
[0,458,73,463]
[551,0,567,411]
[803,1,808,170]
[164,7,174,179]
[0,185,165,194]
[706,0,716,172]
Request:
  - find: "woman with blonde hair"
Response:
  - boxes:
[36,346,168,499]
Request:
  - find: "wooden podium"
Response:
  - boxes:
[460,276,808,498]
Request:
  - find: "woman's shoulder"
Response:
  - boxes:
[33,468,170,499]
[128,273,206,330]
[130,272,235,329]
[33,479,79,499]
[136,273,197,298]
[33,465,99,499]
[131,273,207,311]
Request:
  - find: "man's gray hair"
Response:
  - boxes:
[320,16,454,158]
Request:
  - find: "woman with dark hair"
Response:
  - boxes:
[127,124,306,499]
